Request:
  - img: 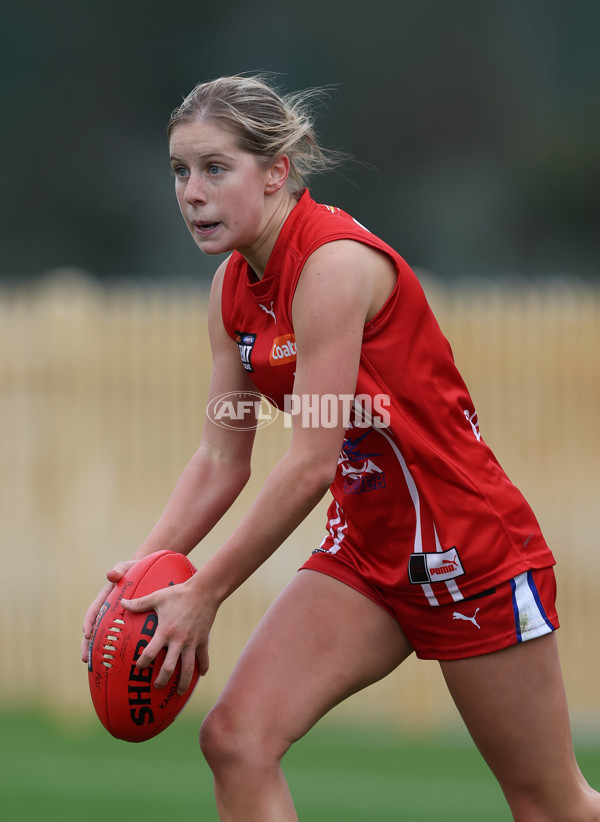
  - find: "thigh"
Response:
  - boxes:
[440,633,585,812]
[214,569,413,746]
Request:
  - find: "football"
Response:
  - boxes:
[87,550,200,742]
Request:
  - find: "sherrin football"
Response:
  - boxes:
[87,550,200,742]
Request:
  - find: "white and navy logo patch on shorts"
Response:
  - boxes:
[510,570,555,642]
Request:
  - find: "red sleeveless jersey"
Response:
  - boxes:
[220,190,554,607]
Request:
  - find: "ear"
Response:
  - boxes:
[264,154,290,193]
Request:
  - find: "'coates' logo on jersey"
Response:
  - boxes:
[235,331,257,373]
[269,334,297,366]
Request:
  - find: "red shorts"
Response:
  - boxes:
[302,555,559,660]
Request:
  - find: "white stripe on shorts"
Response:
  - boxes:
[510,570,555,643]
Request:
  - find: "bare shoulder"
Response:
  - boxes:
[208,255,233,302]
[297,240,396,324]
[303,238,379,272]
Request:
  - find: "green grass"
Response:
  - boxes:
[3,708,600,821]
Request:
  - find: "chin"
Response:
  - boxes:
[194,240,234,256]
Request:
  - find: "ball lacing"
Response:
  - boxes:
[102,618,125,668]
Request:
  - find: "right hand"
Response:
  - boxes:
[81,560,138,663]
[121,574,215,694]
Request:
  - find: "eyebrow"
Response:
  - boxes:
[169,151,234,163]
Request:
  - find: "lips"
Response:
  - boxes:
[192,220,220,234]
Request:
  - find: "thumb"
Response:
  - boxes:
[107,559,138,584]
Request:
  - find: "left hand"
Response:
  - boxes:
[81,559,139,663]
[122,577,216,695]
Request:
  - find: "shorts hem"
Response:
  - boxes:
[413,622,558,661]
[301,554,559,662]
[299,556,399,623]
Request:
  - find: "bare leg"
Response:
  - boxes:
[441,633,600,821]
[200,569,413,821]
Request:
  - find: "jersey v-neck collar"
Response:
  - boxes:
[242,189,313,300]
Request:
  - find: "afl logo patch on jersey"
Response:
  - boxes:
[235,331,257,373]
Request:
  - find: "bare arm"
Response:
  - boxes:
[127,241,396,691]
[131,262,258,559]
[81,260,256,658]
[192,242,378,601]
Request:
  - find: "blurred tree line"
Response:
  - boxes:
[1,0,599,283]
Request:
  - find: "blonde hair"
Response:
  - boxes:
[167,74,343,194]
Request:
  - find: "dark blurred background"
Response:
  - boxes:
[2,0,599,284]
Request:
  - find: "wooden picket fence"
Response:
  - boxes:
[1,270,598,730]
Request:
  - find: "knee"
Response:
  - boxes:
[200,700,287,774]
[501,772,599,822]
[199,703,242,770]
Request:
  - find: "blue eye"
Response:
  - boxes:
[172,165,189,178]
[207,164,223,175]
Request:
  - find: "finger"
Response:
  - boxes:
[119,597,159,670]
[83,582,113,637]
[153,642,183,690]
[177,647,199,695]
[196,645,210,677]
[106,559,137,584]
[81,560,142,664]
[134,629,165,672]
[121,594,156,613]
[81,634,91,663]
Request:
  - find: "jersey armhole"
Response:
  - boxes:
[362,253,403,340]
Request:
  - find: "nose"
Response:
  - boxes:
[183,173,207,205]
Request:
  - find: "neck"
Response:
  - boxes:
[241,191,299,279]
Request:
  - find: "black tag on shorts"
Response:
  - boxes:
[408,547,465,585]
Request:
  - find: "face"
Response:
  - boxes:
[169,118,285,259]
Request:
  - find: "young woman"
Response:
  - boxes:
[82,75,600,821]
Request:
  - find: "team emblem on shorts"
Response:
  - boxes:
[408,547,465,585]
